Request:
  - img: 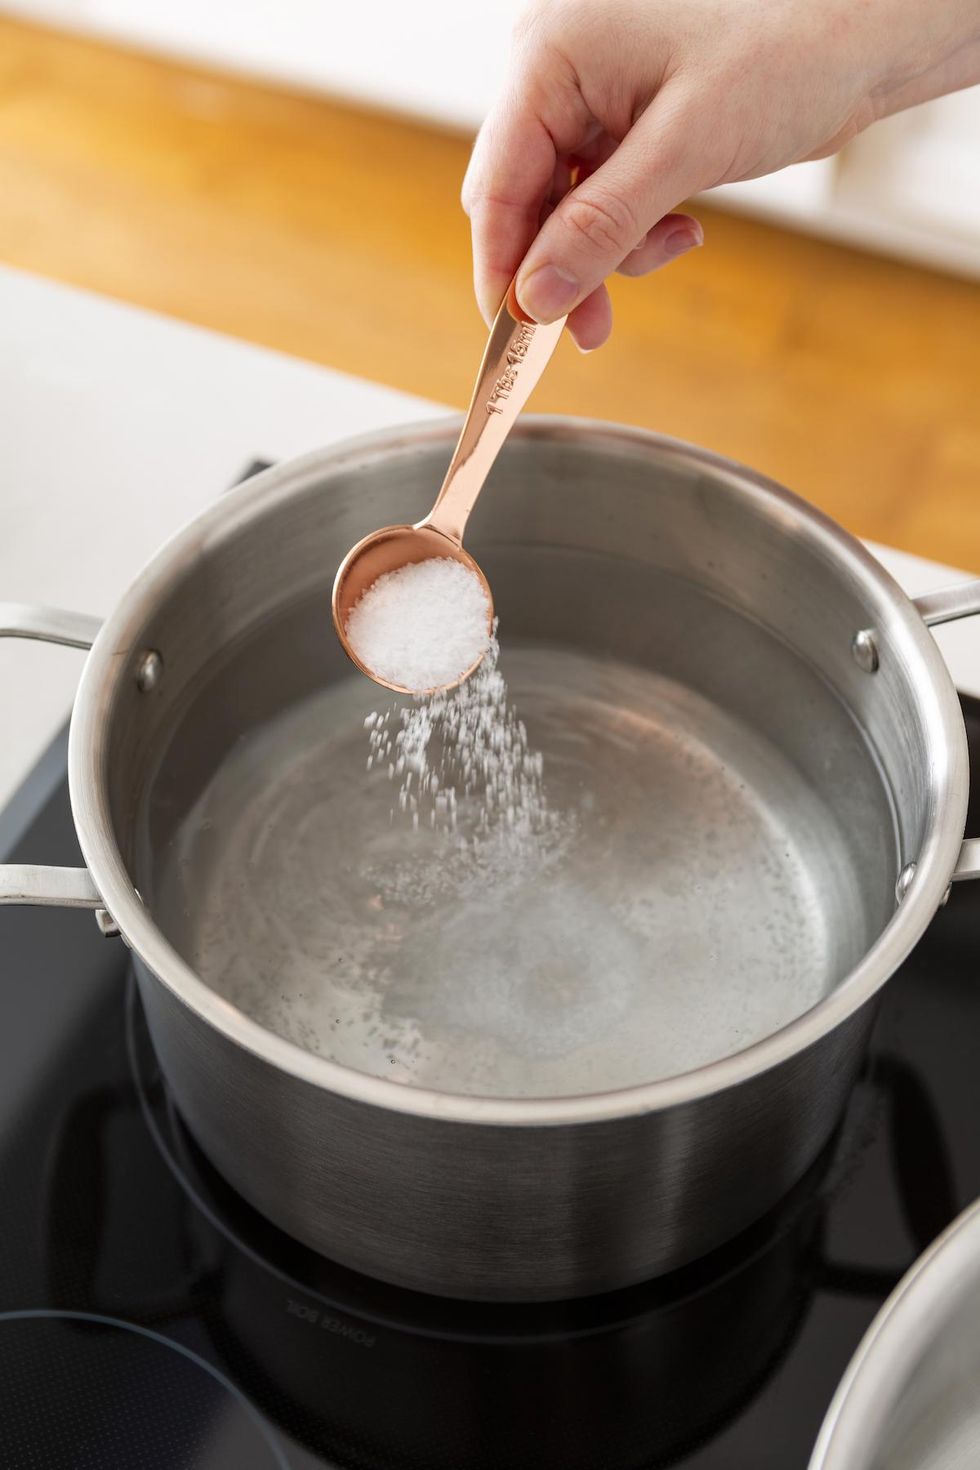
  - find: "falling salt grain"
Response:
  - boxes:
[365,624,567,879]
[346,556,490,693]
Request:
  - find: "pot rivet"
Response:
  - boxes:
[94,908,120,939]
[136,650,163,692]
[852,629,880,674]
[896,862,916,903]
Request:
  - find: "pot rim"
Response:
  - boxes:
[809,1194,980,1469]
[68,416,969,1126]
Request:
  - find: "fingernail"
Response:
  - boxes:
[663,223,704,258]
[516,264,579,323]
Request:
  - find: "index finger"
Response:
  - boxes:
[462,90,558,324]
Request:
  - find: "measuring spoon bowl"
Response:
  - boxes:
[332,523,493,696]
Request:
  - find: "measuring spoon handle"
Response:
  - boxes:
[420,284,566,546]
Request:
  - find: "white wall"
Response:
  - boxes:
[1,0,516,127]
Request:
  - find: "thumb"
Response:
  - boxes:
[516,102,699,324]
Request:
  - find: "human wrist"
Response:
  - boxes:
[866,0,980,116]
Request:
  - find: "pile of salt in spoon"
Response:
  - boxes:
[346,557,491,695]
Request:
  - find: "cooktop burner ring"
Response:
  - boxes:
[126,966,828,1332]
[0,1309,289,1469]
[124,980,825,1467]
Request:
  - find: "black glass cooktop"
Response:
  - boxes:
[2,657,979,1467]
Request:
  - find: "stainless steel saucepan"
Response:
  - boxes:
[2,418,979,1301]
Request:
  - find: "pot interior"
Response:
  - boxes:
[113,423,917,1100]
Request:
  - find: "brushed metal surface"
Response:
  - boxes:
[811,1197,980,1469]
[0,863,100,907]
[953,838,980,880]
[0,603,101,649]
[913,582,980,884]
[11,417,974,1298]
[135,954,876,1299]
[914,581,980,628]
[0,607,102,908]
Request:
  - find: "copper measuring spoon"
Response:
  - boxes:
[332,283,567,693]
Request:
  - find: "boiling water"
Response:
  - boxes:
[155,645,867,1099]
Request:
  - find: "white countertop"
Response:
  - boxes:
[0,264,977,812]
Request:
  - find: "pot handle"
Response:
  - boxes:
[913,579,980,883]
[0,602,104,909]
[914,579,980,629]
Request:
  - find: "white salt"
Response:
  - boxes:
[367,626,568,885]
[346,557,490,693]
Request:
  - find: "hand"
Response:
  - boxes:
[463,0,980,349]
